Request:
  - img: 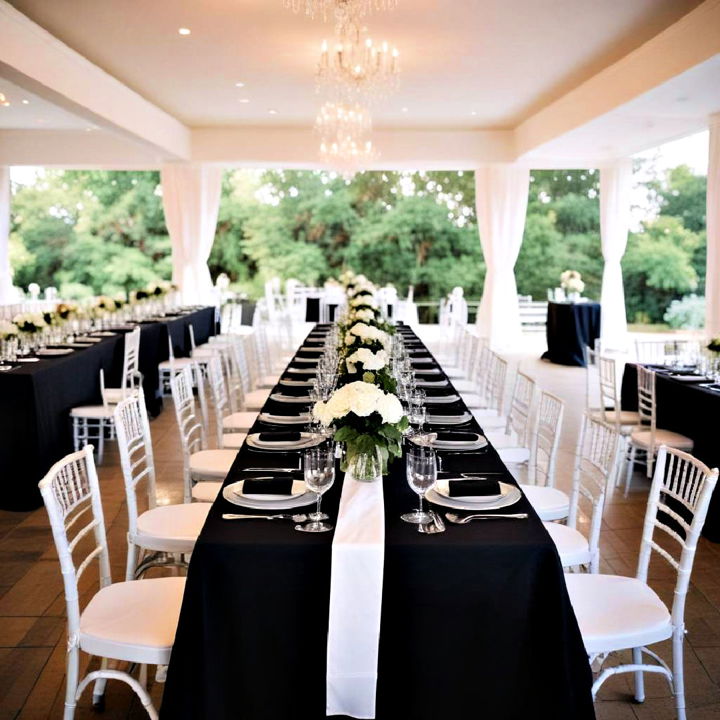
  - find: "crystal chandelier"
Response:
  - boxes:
[315,101,378,175]
[284,0,398,27]
[317,29,399,101]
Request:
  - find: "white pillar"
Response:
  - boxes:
[599,159,632,351]
[160,163,223,305]
[0,166,13,304]
[474,165,530,349]
[706,114,720,338]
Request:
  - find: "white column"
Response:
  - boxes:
[0,167,13,304]
[160,163,223,305]
[474,165,530,349]
[599,159,632,351]
[706,114,720,338]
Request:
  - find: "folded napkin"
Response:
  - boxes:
[435,432,478,443]
[439,474,501,497]
[242,477,296,495]
[258,431,302,443]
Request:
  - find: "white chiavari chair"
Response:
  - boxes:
[463,350,507,412]
[39,446,185,719]
[102,327,142,405]
[545,414,621,572]
[231,340,271,411]
[624,365,693,495]
[170,367,237,503]
[114,393,210,580]
[484,370,536,454]
[158,334,195,396]
[566,447,718,719]
[206,355,255,447]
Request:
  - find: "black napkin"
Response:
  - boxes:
[257,431,302,443]
[438,473,501,497]
[436,432,478,443]
[242,477,295,495]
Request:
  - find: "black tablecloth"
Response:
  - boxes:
[621,363,720,541]
[0,307,216,511]
[542,301,601,367]
[161,327,595,719]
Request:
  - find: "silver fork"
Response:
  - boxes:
[445,512,528,524]
[222,513,308,522]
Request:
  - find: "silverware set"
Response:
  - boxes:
[222,513,308,522]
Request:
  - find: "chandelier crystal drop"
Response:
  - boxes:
[315,101,378,176]
[284,0,398,26]
[317,30,400,101]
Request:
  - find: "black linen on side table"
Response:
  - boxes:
[161,325,595,720]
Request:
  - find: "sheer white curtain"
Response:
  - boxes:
[161,164,223,305]
[0,167,13,304]
[706,114,720,337]
[600,160,632,351]
[474,165,530,349]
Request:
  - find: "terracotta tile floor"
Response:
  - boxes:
[1,330,720,719]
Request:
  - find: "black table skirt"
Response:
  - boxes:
[161,327,594,719]
[0,307,216,511]
[621,363,720,541]
[542,301,601,367]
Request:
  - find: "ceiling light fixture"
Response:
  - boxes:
[315,101,377,177]
[317,28,399,101]
[178,27,191,35]
[22,99,29,105]
[0,93,9,107]
[285,0,397,36]
[235,82,245,88]
[239,98,250,103]
[268,109,278,114]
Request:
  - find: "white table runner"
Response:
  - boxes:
[326,472,385,718]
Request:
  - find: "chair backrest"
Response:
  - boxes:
[505,371,536,446]
[584,344,601,411]
[170,366,207,459]
[485,352,508,415]
[597,355,621,423]
[568,414,621,572]
[207,355,230,448]
[113,391,157,540]
[119,327,141,397]
[38,446,111,640]
[193,361,211,438]
[188,323,199,352]
[530,390,564,487]
[636,364,656,440]
[635,339,666,365]
[637,446,718,627]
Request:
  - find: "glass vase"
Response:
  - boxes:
[346,446,383,483]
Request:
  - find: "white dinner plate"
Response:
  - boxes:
[270,392,313,404]
[16,357,39,363]
[279,378,314,387]
[411,433,488,451]
[77,337,103,343]
[415,368,442,375]
[258,412,312,425]
[246,432,323,451]
[90,331,117,337]
[416,379,449,388]
[427,412,473,425]
[287,367,317,375]
[36,348,74,357]
[424,394,461,405]
[427,481,521,511]
[223,480,316,509]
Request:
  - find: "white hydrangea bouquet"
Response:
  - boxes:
[560,270,585,296]
[13,312,47,334]
[313,380,409,481]
[0,320,18,340]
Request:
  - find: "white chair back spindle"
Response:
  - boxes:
[120,327,141,397]
[530,390,564,488]
[505,371,536,446]
[207,356,231,448]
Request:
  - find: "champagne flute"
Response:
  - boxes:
[401,444,437,525]
[298,447,335,533]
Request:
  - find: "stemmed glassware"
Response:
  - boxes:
[401,444,437,525]
[298,446,336,533]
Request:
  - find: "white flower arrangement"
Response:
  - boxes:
[0,320,19,339]
[344,322,390,349]
[339,269,356,286]
[350,308,376,323]
[313,380,404,427]
[350,295,378,309]
[346,348,388,374]
[560,270,585,295]
[13,312,47,334]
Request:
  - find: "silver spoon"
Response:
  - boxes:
[445,512,528,524]
[222,513,308,522]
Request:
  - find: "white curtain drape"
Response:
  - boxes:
[0,167,13,304]
[706,114,720,338]
[160,164,223,305]
[599,160,632,351]
[474,165,530,349]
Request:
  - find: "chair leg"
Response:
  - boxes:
[624,445,637,497]
[92,658,108,710]
[72,419,80,453]
[646,447,655,479]
[673,628,687,720]
[632,647,645,702]
[97,421,105,465]
[63,643,79,720]
[126,542,138,582]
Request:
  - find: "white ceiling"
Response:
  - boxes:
[5,0,704,130]
[0,77,89,129]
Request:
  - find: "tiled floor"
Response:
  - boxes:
[1,329,720,719]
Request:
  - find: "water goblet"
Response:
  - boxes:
[298,447,335,532]
[401,444,437,525]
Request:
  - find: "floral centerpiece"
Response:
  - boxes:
[560,270,585,299]
[708,338,720,353]
[313,380,408,481]
[344,322,390,352]
[13,312,47,334]
[0,320,18,340]
[56,302,79,321]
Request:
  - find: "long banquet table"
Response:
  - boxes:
[161,324,594,719]
[0,306,216,511]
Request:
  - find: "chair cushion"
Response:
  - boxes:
[222,412,258,432]
[520,485,569,521]
[135,503,212,553]
[80,576,186,665]
[630,428,694,450]
[244,389,271,410]
[565,574,672,654]
[192,481,223,502]
[460,393,485,408]
[221,432,247,449]
[452,379,477,393]
[158,357,195,371]
[70,405,113,419]
[191,347,217,359]
[189,449,237,478]
[543,521,591,568]
[102,388,130,404]
[589,409,640,427]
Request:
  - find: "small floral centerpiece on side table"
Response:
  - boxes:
[313,380,408,482]
[560,270,585,301]
[707,338,720,354]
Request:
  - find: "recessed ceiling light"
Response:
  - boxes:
[268,109,278,115]
[22,99,29,105]
[235,82,245,88]
[470,111,477,116]
[178,27,191,36]
[401,107,408,113]
[239,98,250,103]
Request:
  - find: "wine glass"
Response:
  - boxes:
[298,447,335,532]
[401,444,437,525]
